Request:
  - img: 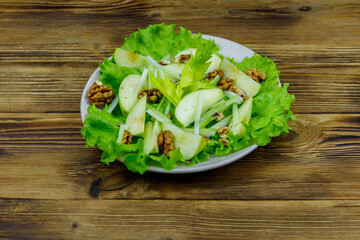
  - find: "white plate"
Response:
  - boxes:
[81,35,262,174]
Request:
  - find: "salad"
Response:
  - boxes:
[81,24,295,174]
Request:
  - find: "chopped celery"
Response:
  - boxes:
[106,95,119,113]
[164,99,171,115]
[147,55,181,81]
[232,103,239,125]
[210,75,220,85]
[199,95,240,129]
[224,90,243,104]
[194,93,204,135]
[210,115,232,130]
[133,69,149,100]
[117,124,128,143]
[183,128,216,137]
[156,96,166,111]
[146,104,172,124]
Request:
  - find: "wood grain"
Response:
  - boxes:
[1,199,360,240]
[1,113,359,200]
[1,0,360,239]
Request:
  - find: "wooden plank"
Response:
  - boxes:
[0,0,358,46]
[1,199,360,239]
[0,113,359,200]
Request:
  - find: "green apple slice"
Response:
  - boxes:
[163,63,184,79]
[205,53,222,74]
[125,96,146,137]
[220,58,261,97]
[161,122,206,160]
[175,88,225,127]
[118,74,142,113]
[230,97,253,136]
[114,48,148,68]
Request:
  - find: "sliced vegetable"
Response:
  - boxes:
[106,95,119,113]
[199,95,241,129]
[117,123,128,144]
[210,115,232,130]
[230,97,253,136]
[146,104,172,124]
[183,128,217,137]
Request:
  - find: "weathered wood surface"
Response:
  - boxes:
[0,0,360,239]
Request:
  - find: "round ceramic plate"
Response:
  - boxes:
[81,35,263,174]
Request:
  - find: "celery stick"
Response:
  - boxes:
[194,94,203,135]
[106,95,119,113]
[147,55,181,81]
[160,54,171,61]
[117,124,128,144]
[134,69,149,98]
[146,104,172,124]
[224,90,243,104]
[183,128,216,137]
[232,103,239,125]
[164,100,171,115]
[210,75,220,85]
[210,115,232,130]
[156,96,166,111]
[199,95,240,128]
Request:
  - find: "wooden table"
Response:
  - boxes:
[1,0,359,239]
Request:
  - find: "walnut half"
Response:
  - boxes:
[87,82,115,108]
[138,88,163,103]
[217,126,230,147]
[122,130,132,144]
[245,68,267,83]
[158,130,175,158]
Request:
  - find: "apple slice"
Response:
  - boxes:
[205,53,222,74]
[118,74,142,113]
[163,63,184,79]
[161,122,206,160]
[230,97,253,136]
[114,48,149,68]
[220,58,261,97]
[175,88,225,127]
[125,96,146,137]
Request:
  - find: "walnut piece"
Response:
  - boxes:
[158,60,171,65]
[87,82,115,108]
[217,126,230,147]
[204,137,211,143]
[217,77,248,100]
[122,130,133,145]
[173,54,191,63]
[212,112,224,122]
[204,69,224,82]
[217,77,235,91]
[158,130,175,158]
[245,68,267,83]
[138,88,163,103]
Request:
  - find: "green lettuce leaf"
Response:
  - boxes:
[81,105,140,165]
[121,23,218,61]
[229,54,280,93]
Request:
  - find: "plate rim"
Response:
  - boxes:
[81,34,264,174]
